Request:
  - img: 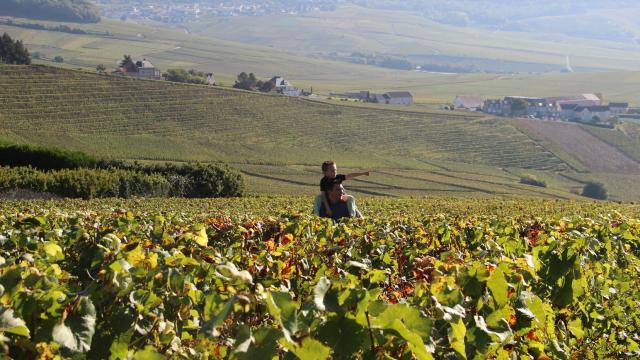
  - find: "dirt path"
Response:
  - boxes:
[514,119,640,174]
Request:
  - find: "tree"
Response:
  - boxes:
[510,98,529,116]
[53,56,64,63]
[96,64,106,73]
[582,181,607,200]
[233,72,257,91]
[258,79,275,92]
[0,33,31,65]
[120,55,137,72]
[165,68,207,85]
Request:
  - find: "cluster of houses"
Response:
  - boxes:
[330,90,414,105]
[112,58,308,96]
[453,94,633,124]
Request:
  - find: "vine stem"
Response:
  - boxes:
[365,311,376,354]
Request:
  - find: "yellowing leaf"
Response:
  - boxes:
[568,318,584,339]
[43,242,64,261]
[126,245,145,267]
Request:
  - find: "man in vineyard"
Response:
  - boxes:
[314,180,362,220]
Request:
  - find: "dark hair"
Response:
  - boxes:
[322,160,336,172]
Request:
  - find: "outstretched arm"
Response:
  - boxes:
[345,171,370,180]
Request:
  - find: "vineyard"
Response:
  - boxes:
[0,197,639,359]
[0,65,568,173]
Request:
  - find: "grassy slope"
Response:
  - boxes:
[2,65,640,200]
[0,64,598,200]
[0,65,565,168]
[1,17,640,105]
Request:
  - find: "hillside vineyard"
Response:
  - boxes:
[0,65,567,170]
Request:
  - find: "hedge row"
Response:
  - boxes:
[0,166,169,199]
[100,162,245,198]
[0,164,244,199]
[0,145,245,198]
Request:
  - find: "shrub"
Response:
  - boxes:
[165,68,208,85]
[520,175,547,187]
[53,55,64,63]
[101,162,245,197]
[0,166,48,192]
[582,181,608,200]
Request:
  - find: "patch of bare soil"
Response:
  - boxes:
[515,119,640,174]
[0,189,60,200]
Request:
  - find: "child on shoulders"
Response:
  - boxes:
[313,160,370,217]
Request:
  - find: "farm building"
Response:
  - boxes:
[331,90,413,105]
[453,95,483,110]
[549,94,602,107]
[377,91,413,105]
[609,102,629,115]
[113,59,162,80]
[573,105,613,122]
[267,76,301,96]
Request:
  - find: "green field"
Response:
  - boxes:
[2,15,640,106]
[0,197,639,358]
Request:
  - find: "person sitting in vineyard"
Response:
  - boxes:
[315,160,370,217]
[313,180,362,220]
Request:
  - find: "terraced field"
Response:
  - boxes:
[0,65,567,173]
[513,119,640,174]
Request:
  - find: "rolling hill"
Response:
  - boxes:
[1,65,640,201]
[188,4,640,72]
[1,16,640,106]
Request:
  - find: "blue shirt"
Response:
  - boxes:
[319,199,350,220]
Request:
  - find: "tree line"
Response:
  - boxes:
[232,72,280,92]
[0,33,31,65]
[0,0,100,23]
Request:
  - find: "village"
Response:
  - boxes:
[452,94,639,126]
[110,57,415,103]
[111,57,638,126]
[96,0,337,24]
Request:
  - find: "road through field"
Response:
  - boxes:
[514,119,640,174]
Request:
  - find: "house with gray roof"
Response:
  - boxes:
[375,91,413,105]
[114,58,162,80]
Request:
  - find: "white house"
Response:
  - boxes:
[453,95,483,110]
[206,73,216,85]
[269,76,301,96]
[574,105,612,122]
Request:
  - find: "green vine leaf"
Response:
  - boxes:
[52,296,96,353]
